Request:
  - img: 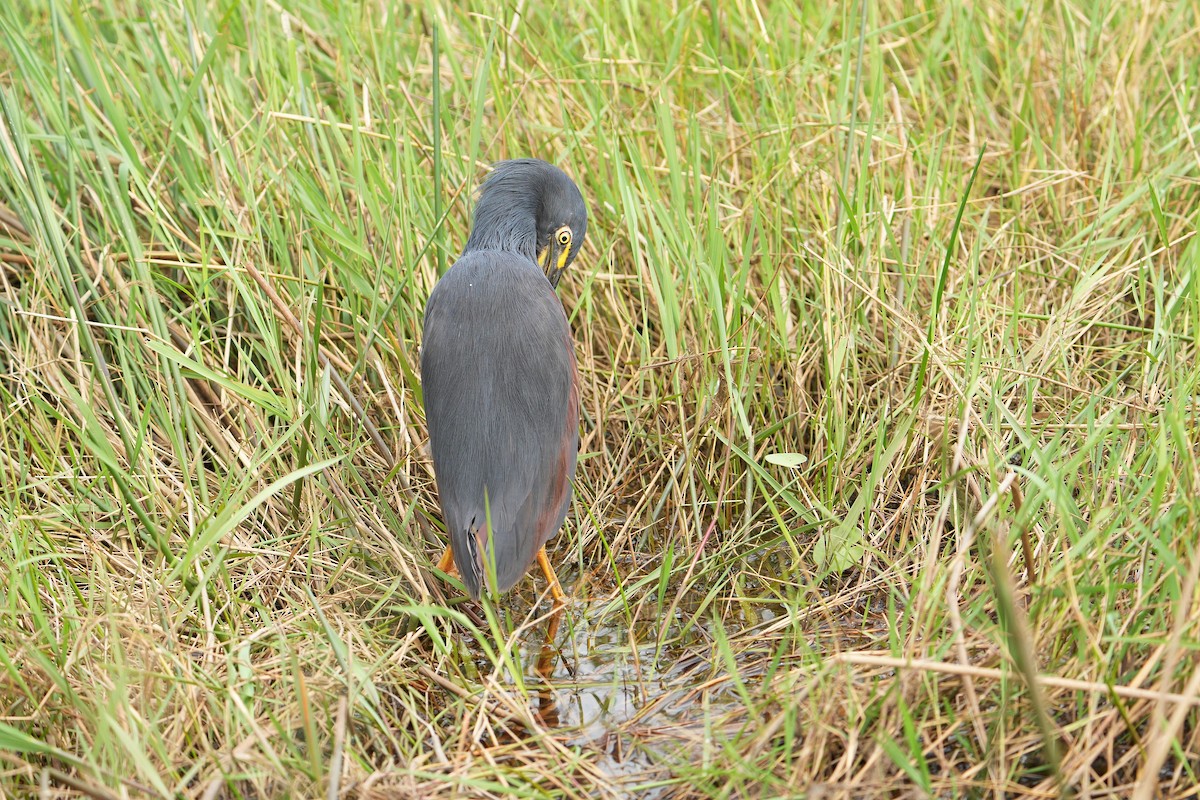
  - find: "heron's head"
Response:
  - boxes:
[465,159,587,287]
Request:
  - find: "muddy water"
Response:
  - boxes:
[500,573,892,794]
[516,600,718,794]
[427,534,890,798]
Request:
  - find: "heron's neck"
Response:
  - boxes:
[463,202,538,262]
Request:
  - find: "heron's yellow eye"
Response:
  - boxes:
[556,227,572,247]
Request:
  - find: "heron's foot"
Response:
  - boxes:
[536,547,568,606]
[436,544,458,577]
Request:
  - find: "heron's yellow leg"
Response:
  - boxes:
[536,547,568,605]
[436,544,457,576]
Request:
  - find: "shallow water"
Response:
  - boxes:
[456,547,896,797]
[515,601,709,794]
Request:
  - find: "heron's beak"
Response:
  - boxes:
[538,240,571,288]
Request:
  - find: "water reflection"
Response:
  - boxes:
[515,598,698,795]
[533,608,563,727]
[522,602,646,737]
[516,586,890,745]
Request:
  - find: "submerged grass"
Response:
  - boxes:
[1,0,1199,797]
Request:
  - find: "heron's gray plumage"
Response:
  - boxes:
[421,158,585,599]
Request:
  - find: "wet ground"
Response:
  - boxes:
[494,576,893,795]
[517,600,720,795]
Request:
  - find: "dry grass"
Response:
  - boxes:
[1,0,1199,797]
